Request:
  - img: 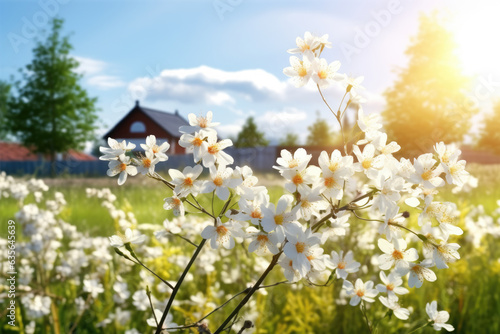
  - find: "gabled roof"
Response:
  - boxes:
[103,101,189,139]
[140,106,188,137]
[0,142,96,161]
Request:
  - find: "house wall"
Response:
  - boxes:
[105,109,185,154]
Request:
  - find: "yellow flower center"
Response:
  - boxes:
[337,261,346,269]
[362,159,372,169]
[386,283,395,291]
[324,176,336,188]
[392,250,404,260]
[317,70,328,80]
[251,209,262,219]
[216,225,228,236]
[142,158,151,168]
[257,234,268,243]
[298,66,307,77]
[152,145,160,153]
[329,162,339,172]
[295,242,306,253]
[421,170,433,181]
[292,174,303,185]
[208,144,219,155]
[213,176,224,187]
[288,159,299,168]
[172,198,181,206]
[274,214,284,225]
[184,177,193,186]
[193,137,203,147]
[198,117,208,128]
[356,290,365,297]
[120,163,127,171]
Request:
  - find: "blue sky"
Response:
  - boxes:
[2,0,499,146]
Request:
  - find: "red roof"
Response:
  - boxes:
[0,142,97,161]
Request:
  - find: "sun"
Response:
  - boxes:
[449,2,500,76]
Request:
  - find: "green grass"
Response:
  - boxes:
[1,166,500,333]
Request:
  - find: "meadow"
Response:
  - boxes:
[1,164,500,333]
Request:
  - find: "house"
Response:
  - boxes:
[0,142,96,161]
[103,101,188,154]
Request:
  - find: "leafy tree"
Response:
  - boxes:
[234,116,269,148]
[383,12,477,155]
[477,101,500,154]
[279,132,300,146]
[6,18,99,162]
[306,112,335,146]
[0,80,11,140]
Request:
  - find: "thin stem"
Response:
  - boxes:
[214,252,281,333]
[155,238,207,334]
[169,231,199,247]
[317,84,338,117]
[146,286,159,328]
[126,245,174,290]
[408,321,431,333]
[361,301,372,333]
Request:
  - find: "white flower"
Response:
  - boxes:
[180,111,219,134]
[179,130,211,162]
[201,166,242,201]
[426,301,454,331]
[246,227,279,255]
[278,255,302,282]
[325,250,360,280]
[287,31,321,54]
[260,195,297,242]
[283,226,322,277]
[201,136,234,168]
[140,135,170,161]
[357,107,382,134]
[169,165,204,197]
[353,144,383,180]
[106,154,138,185]
[293,186,328,220]
[163,196,185,216]
[376,271,409,300]
[317,150,353,200]
[343,279,378,306]
[311,58,343,88]
[99,138,135,161]
[136,151,160,175]
[147,309,178,331]
[442,159,468,187]
[432,242,460,269]
[410,154,445,189]
[282,165,321,195]
[201,218,244,250]
[379,296,410,320]
[397,259,437,288]
[274,148,312,172]
[377,238,418,270]
[83,279,105,298]
[234,191,269,225]
[283,54,314,87]
[342,75,365,94]
[372,175,404,213]
[109,228,147,248]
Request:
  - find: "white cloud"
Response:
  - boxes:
[74,56,107,76]
[216,124,242,139]
[87,75,126,89]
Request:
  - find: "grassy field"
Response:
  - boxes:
[1,164,500,333]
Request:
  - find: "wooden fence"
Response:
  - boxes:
[0,146,278,177]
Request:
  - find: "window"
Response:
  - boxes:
[130,121,146,133]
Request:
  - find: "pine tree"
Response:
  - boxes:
[383,13,477,156]
[6,18,99,162]
[477,101,500,155]
[234,116,269,148]
[0,80,11,140]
